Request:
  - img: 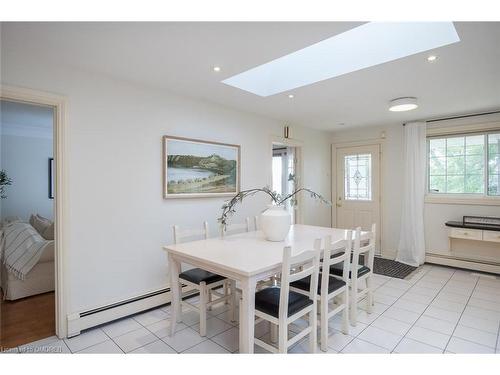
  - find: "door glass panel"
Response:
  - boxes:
[344,153,372,200]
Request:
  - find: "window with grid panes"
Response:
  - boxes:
[427,132,500,196]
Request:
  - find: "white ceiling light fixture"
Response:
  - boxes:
[288,94,294,99]
[427,55,438,62]
[222,22,460,97]
[389,97,418,112]
[213,66,221,72]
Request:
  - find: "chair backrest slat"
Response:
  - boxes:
[322,236,350,268]
[322,232,352,291]
[173,221,209,244]
[279,239,321,320]
[288,265,316,283]
[221,217,252,237]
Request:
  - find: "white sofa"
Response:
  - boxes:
[1,241,54,300]
[0,216,55,300]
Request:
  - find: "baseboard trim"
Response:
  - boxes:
[67,285,194,337]
[425,253,500,275]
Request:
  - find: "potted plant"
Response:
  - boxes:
[218,186,331,241]
[0,170,12,199]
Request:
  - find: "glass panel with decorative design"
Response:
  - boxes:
[344,154,372,200]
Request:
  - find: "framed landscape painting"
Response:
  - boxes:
[163,135,240,198]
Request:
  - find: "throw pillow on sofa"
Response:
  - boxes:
[29,214,52,237]
[42,222,55,240]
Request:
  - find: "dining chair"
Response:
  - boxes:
[290,233,351,351]
[329,224,376,326]
[220,217,252,237]
[222,216,276,319]
[172,222,234,336]
[254,215,260,230]
[253,243,321,353]
[219,216,252,320]
[250,215,279,292]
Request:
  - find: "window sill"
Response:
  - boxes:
[425,195,500,206]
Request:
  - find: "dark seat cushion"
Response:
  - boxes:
[179,268,226,285]
[255,287,313,318]
[329,263,370,278]
[291,274,346,295]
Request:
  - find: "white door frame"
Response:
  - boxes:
[331,138,384,252]
[269,135,304,224]
[1,85,69,338]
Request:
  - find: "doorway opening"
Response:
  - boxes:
[0,99,56,349]
[272,142,300,224]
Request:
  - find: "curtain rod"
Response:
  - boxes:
[403,109,500,126]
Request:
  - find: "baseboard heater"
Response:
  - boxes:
[67,285,195,337]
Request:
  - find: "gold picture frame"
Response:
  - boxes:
[163,135,241,199]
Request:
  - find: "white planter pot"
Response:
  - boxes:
[260,205,291,241]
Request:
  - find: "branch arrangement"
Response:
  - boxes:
[218,186,331,230]
[0,170,12,199]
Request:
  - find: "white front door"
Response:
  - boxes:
[336,144,381,253]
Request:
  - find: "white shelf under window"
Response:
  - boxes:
[425,194,500,206]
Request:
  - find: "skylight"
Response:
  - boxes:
[222,22,460,97]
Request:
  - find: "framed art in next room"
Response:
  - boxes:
[48,157,54,199]
[163,135,240,199]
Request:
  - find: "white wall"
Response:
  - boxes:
[331,114,500,260]
[1,57,332,314]
[0,133,54,221]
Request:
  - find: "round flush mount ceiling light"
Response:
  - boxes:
[427,55,437,62]
[389,97,418,112]
[213,66,221,72]
[288,94,294,99]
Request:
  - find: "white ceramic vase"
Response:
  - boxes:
[260,205,291,241]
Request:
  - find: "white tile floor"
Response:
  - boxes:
[8,263,500,354]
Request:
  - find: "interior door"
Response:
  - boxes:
[336,144,381,253]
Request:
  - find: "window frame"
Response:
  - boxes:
[425,129,500,205]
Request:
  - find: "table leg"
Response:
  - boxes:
[168,253,182,336]
[239,277,256,353]
[230,280,237,322]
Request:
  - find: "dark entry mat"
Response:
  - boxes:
[373,257,418,279]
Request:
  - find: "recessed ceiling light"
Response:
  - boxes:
[213,66,221,72]
[222,22,459,97]
[427,55,437,62]
[288,94,294,99]
[389,97,418,112]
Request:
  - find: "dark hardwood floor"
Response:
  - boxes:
[0,291,55,350]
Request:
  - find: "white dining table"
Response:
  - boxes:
[163,224,366,353]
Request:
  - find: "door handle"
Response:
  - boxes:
[336,197,342,207]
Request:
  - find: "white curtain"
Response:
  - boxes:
[396,122,427,267]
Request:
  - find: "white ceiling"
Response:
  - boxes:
[2,22,500,131]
